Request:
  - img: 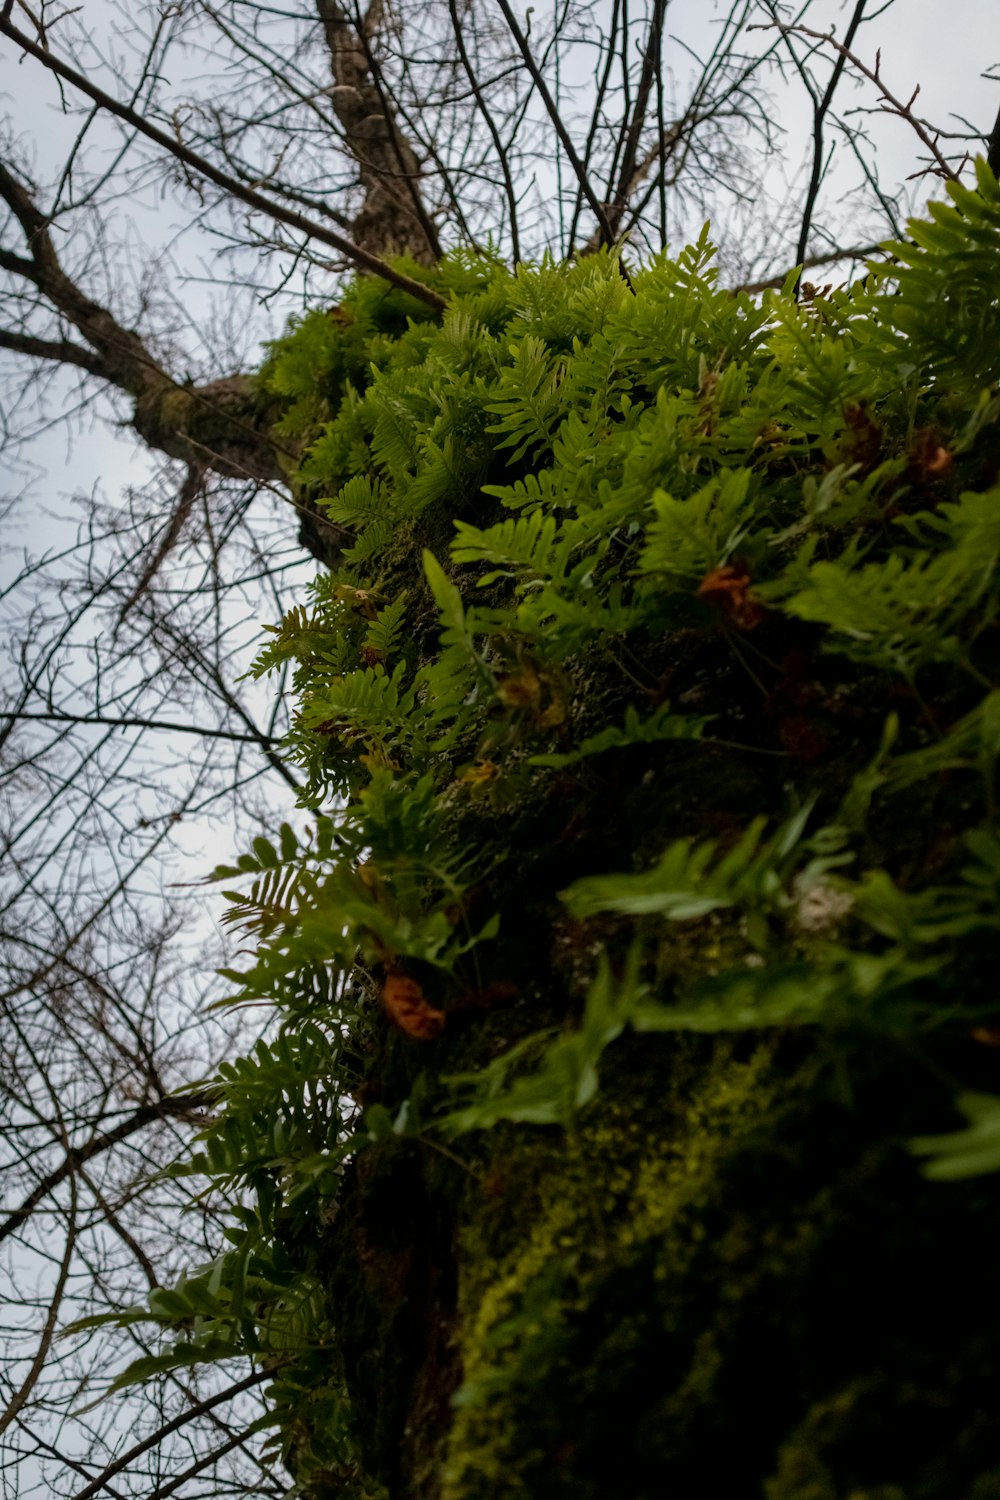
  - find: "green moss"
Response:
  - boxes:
[443,1037,783,1498]
[440,1033,1000,1499]
[766,1364,1000,1500]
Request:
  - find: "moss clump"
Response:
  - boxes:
[444,1037,783,1498]
[443,1034,1000,1499]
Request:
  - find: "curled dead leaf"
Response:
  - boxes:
[696,565,766,630]
[381,974,445,1041]
[910,426,954,480]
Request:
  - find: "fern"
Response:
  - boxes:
[528,702,710,767]
[118,193,1000,1481]
[486,336,568,460]
[910,1092,1000,1180]
[562,802,827,925]
[872,158,1000,398]
[363,594,408,662]
[442,951,644,1135]
[322,474,385,528]
[878,691,1000,799]
[419,550,496,738]
[637,468,757,586]
[451,511,594,589]
[779,486,1000,678]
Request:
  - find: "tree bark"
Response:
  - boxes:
[315,0,441,263]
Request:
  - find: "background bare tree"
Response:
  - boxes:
[1,1,996,1495]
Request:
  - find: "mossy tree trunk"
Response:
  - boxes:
[129,188,1000,1500]
[317,731,1000,1500]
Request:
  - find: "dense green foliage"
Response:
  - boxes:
[101,166,1000,1496]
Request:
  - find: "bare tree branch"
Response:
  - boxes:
[491,0,622,258]
[988,100,1000,176]
[70,1370,272,1500]
[604,0,668,242]
[115,464,208,620]
[0,1174,77,1437]
[749,18,960,183]
[737,238,890,293]
[0,11,446,308]
[0,1094,215,1248]
[2,712,281,745]
[447,0,521,263]
[0,326,109,377]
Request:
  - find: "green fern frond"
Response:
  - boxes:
[562,802,821,923]
[322,474,384,528]
[363,594,408,662]
[486,336,568,461]
[451,511,590,588]
[910,1091,1000,1180]
[528,702,710,767]
[638,467,756,587]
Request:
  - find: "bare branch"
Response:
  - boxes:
[748,18,959,182]
[0,11,446,309]
[2,712,280,745]
[0,1175,77,1437]
[767,0,870,271]
[447,0,521,263]
[605,0,668,242]
[115,464,208,621]
[0,158,173,395]
[70,1370,273,1500]
[491,0,622,259]
[737,239,890,293]
[0,1094,215,1248]
[315,0,441,261]
[0,327,109,378]
[989,100,1000,176]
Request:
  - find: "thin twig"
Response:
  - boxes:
[69,1369,272,1500]
[3,711,280,744]
[794,0,869,270]
[737,239,889,294]
[491,0,627,272]
[0,1174,77,1436]
[0,1094,215,1247]
[748,19,958,182]
[448,0,521,262]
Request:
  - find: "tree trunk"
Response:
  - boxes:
[319,845,1000,1500]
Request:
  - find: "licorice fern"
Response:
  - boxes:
[100,173,1000,1491]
